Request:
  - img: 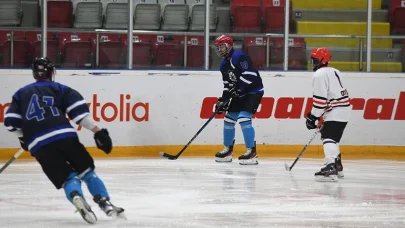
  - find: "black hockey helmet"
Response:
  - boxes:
[32,57,55,81]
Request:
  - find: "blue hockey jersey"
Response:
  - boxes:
[219,49,264,99]
[4,80,90,154]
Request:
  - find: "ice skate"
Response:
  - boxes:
[336,154,344,178]
[315,163,338,182]
[215,140,234,162]
[94,195,126,219]
[238,143,258,165]
[71,191,97,224]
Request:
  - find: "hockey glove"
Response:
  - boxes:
[94,129,113,154]
[215,97,229,114]
[229,87,245,98]
[18,137,28,151]
[305,112,319,130]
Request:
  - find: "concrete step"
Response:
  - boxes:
[293,9,388,22]
[306,47,403,62]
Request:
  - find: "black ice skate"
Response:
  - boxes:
[315,163,338,182]
[71,191,97,224]
[215,140,234,162]
[94,195,126,219]
[238,142,258,165]
[336,153,344,178]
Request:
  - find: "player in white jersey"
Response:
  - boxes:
[305,47,351,182]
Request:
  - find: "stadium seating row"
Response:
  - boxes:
[0,31,310,69]
[42,0,218,31]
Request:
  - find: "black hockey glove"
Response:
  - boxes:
[229,87,245,98]
[18,137,28,151]
[215,97,229,114]
[305,112,319,130]
[94,129,113,154]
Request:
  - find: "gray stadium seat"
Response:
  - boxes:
[186,0,218,31]
[101,0,128,15]
[0,0,23,27]
[74,2,103,29]
[161,0,189,31]
[134,3,161,30]
[104,3,128,29]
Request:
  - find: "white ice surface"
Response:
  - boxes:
[1,158,405,228]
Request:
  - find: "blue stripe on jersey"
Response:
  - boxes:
[27,125,77,153]
[29,130,78,154]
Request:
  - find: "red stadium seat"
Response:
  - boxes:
[262,0,293,33]
[243,37,269,70]
[390,0,405,34]
[186,36,211,68]
[123,34,153,68]
[151,35,184,68]
[99,41,126,68]
[270,37,306,70]
[231,0,262,32]
[47,1,73,28]
[0,40,32,67]
[62,40,94,68]
[32,40,61,65]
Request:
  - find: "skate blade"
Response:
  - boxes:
[338,171,344,178]
[315,175,338,182]
[239,157,258,165]
[73,197,97,224]
[215,156,233,163]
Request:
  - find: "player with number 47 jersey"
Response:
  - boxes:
[4,57,125,224]
[305,48,351,182]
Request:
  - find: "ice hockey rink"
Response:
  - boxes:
[1,158,404,228]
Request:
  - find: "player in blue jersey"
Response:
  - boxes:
[213,35,264,165]
[4,57,125,224]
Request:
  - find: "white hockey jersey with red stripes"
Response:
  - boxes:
[310,67,351,122]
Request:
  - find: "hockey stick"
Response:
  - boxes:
[159,111,218,160]
[159,99,230,160]
[0,148,25,174]
[284,128,320,171]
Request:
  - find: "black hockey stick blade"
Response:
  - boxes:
[157,100,230,160]
[159,151,178,160]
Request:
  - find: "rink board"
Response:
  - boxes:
[0,70,404,160]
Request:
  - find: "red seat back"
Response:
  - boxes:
[0,40,32,67]
[392,8,405,34]
[48,1,73,28]
[32,40,61,64]
[243,37,268,70]
[62,41,94,68]
[271,38,306,70]
[99,41,126,68]
[231,0,261,32]
[186,36,211,68]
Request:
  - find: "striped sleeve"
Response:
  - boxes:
[4,95,23,133]
[221,72,231,99]
[311,73,328,118]
[63,87,90,125]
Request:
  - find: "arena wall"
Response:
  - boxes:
[1,70,404,160]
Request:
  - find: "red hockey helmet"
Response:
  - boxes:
[310,47,331,71]
[215,35,234,58]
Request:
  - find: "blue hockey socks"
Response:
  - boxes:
[63,172,83,203]
[239,111,255,148]
[224,112,238,146]
[81,170,109,199]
